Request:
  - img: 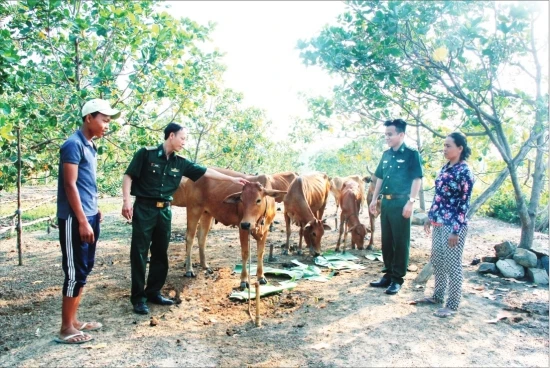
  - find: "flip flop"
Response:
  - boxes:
[408,297,439,305]
[78,321,103,332]
[54,331,94,344]
[434,308,456,318]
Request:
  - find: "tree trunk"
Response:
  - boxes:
[519,14,548,249]
[468,166,509,218]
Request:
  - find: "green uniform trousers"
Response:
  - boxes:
[380,197,411,285]
[130,201,172,305]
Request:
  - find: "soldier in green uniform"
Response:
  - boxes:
[368,119,423,295]
[121,123,248,315]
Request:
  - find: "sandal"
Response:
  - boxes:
[408,297,439,305]
[54,331,94,344]
[434,307,456,318]
[77,321,103,332]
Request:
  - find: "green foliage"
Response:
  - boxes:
[481,189,521,224]
[309,136,384,177]
[297,0,548,229]
[479,182,548,230]
[0,0,302,194]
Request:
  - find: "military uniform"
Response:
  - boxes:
[124,144,206,305]
[374,143,423,285]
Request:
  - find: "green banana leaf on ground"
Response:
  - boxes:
[321,249,360,261]
[233,264,303,280]
[365,251,384,262]
[228,281,298,301]
[290,260,334,282]
[233,262,332,282]
[314,253,365,270]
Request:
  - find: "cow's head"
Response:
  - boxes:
[223,182,286,231]
[348,223,368,249]
[303,219,331,256]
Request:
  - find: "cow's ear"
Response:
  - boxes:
[347,225,357,233]
[265,189,286,202]
[223,192,242,204]
[323,223,332,231]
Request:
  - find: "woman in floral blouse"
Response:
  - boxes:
[411,132,474,318]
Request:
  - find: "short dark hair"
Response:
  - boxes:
[384,119,407,134]
[448,132,471,161]
[164,123,184,140]
[82,111,100,123]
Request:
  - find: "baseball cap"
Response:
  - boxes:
[81,99,121,119]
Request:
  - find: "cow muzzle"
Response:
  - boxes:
[240,222,251,230]
[308,245,321,257]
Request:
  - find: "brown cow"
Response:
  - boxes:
[223,182,286,289]
[364,166,381,250]
[335,180,368,252]
[195,168,296,204]
[171,177,189,207]
[283,172,331,256]
[182,174,285,289]
[329,175,366,230]
[267,171,299,202]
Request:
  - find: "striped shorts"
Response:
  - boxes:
[58,213,100,297]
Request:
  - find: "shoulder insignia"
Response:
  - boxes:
[145,146,157,151]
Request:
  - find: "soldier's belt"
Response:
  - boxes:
[136,197,171,208]
[381,194,409,200]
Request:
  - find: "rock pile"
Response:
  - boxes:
[477,240,549,285]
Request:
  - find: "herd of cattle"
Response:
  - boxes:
[170,168,381,290]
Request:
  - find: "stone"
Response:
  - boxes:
[481,256,498,263]
[527,268,549,285]
[541,256,549,275]
[530,239,549,257]
[412,212,429,226]
[407,264,418,272]
[414,262,433,283]
[478,262,497,274]
[496,259,525,279]
[513,248,538,268]
[494,241,516,259]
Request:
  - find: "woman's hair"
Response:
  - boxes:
[164,123,184,140]
[448,132,471,161]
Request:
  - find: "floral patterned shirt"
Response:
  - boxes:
[428,161,474,234]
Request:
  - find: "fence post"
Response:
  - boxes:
[16,126,23,266]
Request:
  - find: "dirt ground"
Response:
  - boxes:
[0,186,549,367]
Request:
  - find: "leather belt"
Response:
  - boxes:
[136,197,171,208]
[381,194,409,200]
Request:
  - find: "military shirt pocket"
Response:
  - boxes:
[395,159,406,170]
[147,165,161,175]
[167,171,183,184]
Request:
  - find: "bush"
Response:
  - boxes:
[481,190,521,224]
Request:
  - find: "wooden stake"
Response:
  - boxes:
[16,126,22,266]
[255,282,261,327]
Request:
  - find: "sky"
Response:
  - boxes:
[160,1,549,168]
[163,1,348,145]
